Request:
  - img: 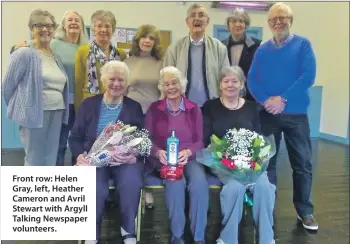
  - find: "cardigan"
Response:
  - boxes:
[144,97,204,167]
[222,35,261,101]
[74,45,127,112]
[68,94,144,159]
[2,46,69,128]
[163,35,230,100]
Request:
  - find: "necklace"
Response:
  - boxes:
[103,96,123,110]
[221,97,240,110]
[167,108,181,116]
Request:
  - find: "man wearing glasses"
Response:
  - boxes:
[248,2,318,231]
[164,3,230,111]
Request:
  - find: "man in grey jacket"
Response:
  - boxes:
[164,3,230,109]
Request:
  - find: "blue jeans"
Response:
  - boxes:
[57,104,75,166]
[161,160,209,241]
[260,111,314,217]
[219,172,276,244]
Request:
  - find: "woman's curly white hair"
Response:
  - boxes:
[158,66,188,99]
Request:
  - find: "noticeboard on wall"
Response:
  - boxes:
[86,25,136,46]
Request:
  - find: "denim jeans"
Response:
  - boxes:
[260,110,314,217]
[56,104,75,166]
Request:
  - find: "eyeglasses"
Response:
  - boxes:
[188,12,208,19]
[268,16,291,24]
[32,23,55,30]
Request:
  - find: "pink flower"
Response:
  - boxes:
[222,158,236,169]
[250,161,256,169]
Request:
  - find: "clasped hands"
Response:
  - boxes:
[157,149,192,166]
[264,96,286,115]
[75,151,137,166]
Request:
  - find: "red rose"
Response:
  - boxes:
[251,161,256,169]
[222,158,236,169]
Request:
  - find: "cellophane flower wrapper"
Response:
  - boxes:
[196,129,276,186]
[87,121,152,167]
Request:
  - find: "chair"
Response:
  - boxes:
[77,180,142,244]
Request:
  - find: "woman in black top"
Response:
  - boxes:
[202,66,276,244]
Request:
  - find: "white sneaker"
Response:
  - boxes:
[271,240,276,244]
[84,241,97,244]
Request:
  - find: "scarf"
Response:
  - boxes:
[87,41,120,94]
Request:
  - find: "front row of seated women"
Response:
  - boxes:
[70,61,276,244]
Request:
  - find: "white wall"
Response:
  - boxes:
[2,1,349,138]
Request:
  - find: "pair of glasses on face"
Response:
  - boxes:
[32,23,55,30]
[163,79,179,88]
[268,16,291,24]
[189,12,208,19]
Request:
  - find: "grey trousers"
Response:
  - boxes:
[219,172,276,244]
[20,110,63,166]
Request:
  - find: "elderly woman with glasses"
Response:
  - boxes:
[11,10,89,166]
[221,8,261,101]
[124,24,164,209]
[69,61,144,244]
[202,66,276,244]
[145,66,208,244]
[74,10,127,112]
[3,9,69,166]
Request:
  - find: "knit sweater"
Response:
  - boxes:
[164,35,230,100]
[74,45,127,111]
[2,46,69,128]
[124,56,163,113]
[247,35,316,114]
[50,38,79,104]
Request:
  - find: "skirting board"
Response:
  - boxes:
[320,133,350,145]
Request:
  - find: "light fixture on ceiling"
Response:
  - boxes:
[212,1,273,11]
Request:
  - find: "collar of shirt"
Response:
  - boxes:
[271,34,294,47]
[190,35,204,45]
[166,97,185,111]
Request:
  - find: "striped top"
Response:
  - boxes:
[97,101,123,135]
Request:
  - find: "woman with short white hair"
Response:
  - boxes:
[69,60,144,244]
[202,65,276,244]
[145,66,208,244]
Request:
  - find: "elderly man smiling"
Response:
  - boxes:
[164,3,229,110]
[248,2,318,231]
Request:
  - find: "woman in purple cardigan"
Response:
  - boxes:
[145,66,208,244]
[69,61,144,244]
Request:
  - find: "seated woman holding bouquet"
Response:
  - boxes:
[145,66,208,244]
[202,66,276,244]
[69,61,144,244]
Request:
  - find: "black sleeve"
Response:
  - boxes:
[133,102,145,129]
[69,101,88,159]
[202,101,214,147]
[253,104,262,134]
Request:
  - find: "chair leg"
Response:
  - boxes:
[136,189,142,242]
[141,188,146,215]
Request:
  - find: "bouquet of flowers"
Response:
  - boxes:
[87,121,152,167]
[196,128,276,206]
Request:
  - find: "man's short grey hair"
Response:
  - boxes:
[28,9,58,30]
[91,10,117,34]
[158,66,188,97]
[226,7,250,28]
[54,10,89,46]
[100,61,130,86]
[220,66,246,96]
[186,3,208,17]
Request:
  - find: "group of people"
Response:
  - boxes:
[3,2,318,244]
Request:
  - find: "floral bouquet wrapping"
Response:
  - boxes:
[196,128,276,206]
[87,121,152,167]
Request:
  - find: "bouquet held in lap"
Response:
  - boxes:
[87,120,152,167]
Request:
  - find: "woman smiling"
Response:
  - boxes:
[3,9,69,166]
